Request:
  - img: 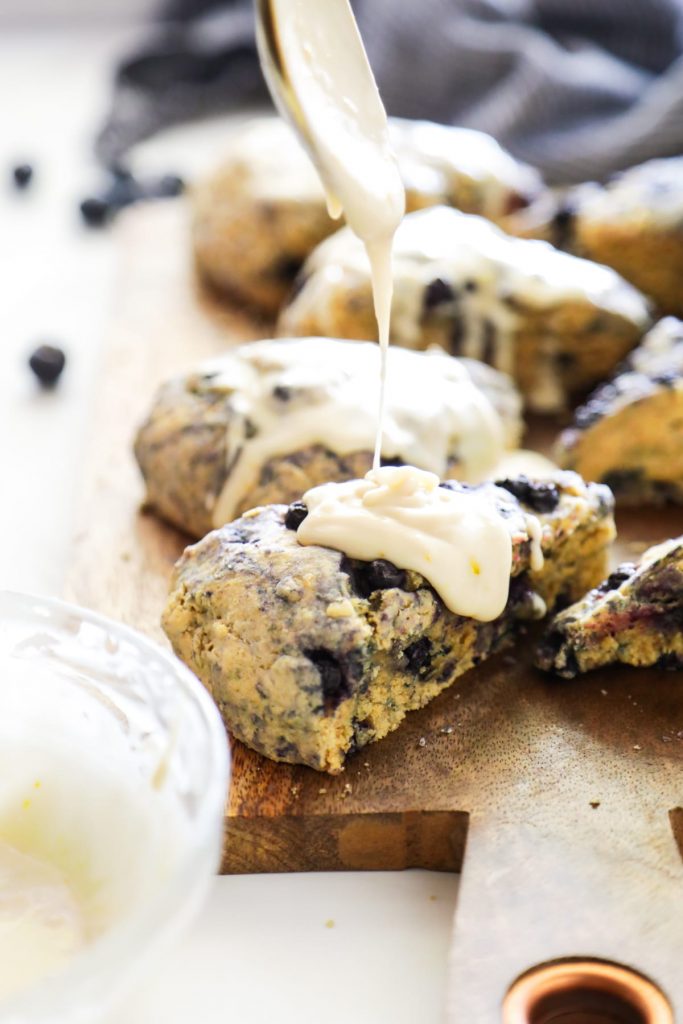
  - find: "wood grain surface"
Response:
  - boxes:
[66,201,683,1021]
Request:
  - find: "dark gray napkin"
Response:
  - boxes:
[97,0,683,183]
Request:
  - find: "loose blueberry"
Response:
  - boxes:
[28,344,66,387]
[12,163,33,189]
[155,173,185,197]
[284,501,308,530]
[79,196,112,228]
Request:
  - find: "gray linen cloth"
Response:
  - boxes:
[97,0,683,183]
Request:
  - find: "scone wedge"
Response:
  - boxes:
[277,207,651,412]
[163,473,615,773]
[536,537,683,678]
[134,338,522,538]
[555,317,683,505]
[507,157,683,317]
[192,116,541,314]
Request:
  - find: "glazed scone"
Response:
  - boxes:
[507,157,683,316]
[555,317,683,505]
[191,116,542,314]
[134,337,522,538]
[162,472,615,772]
[277,207,651,412]
[536,537,683,678]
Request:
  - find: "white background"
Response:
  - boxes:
[0,25,459,1022]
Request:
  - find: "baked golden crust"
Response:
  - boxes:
[162,473,614,772]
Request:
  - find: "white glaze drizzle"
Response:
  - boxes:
[209,339,508,526]
[257,4,546,620]
[267,0,405,466]
[281,205,650,412]
[293,206,651,330]
[298,466,515,621]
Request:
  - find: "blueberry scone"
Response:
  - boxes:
[277,207,651,413]
[536,537,683,678]
[134,337,522,538]
[191,116,542,314]
[507,157,683,316]
[162,473,615,772]
[555,317,683,505]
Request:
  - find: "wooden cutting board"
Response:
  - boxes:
[66,202,683,1021]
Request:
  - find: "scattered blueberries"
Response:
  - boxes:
[28,344,66,387]
[12,163,34,189]
[79,167,185,229]
[80,196,112,228]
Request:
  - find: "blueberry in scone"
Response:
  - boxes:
[507,156,683,317]
[536,536,683,679]
[134,337,522,538]
[191,116,542,314]
[555,317,683,505]
[277,206,651,413]
[162,472,615,772]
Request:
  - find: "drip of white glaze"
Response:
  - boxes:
[210,339,507,526]
[297,466,516,621]
[264,0,405,468]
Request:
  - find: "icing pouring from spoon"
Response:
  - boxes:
[255,0,406,467]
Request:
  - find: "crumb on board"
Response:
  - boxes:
[341,783,352,798]
[589,801,601,809]
[325,919,335,929]
[440,725,454,735]
[290,784,301,797]
[418,736,427,747]
[318,787,327,795]
[633,744,642,751]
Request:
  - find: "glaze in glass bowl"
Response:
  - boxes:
[0,591,229,1023]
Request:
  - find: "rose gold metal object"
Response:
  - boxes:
[503,959,673,1024]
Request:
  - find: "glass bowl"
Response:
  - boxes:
[0,591,229,1023]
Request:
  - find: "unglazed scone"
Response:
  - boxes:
[191,116,542,314]
[134,337,522,538]
[277,206,651,412]
[162,472,615,772]
[535,537,683,678]
[507,157,683,316]
[555,317,683,505]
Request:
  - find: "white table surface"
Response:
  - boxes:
[0,28,459,1022]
